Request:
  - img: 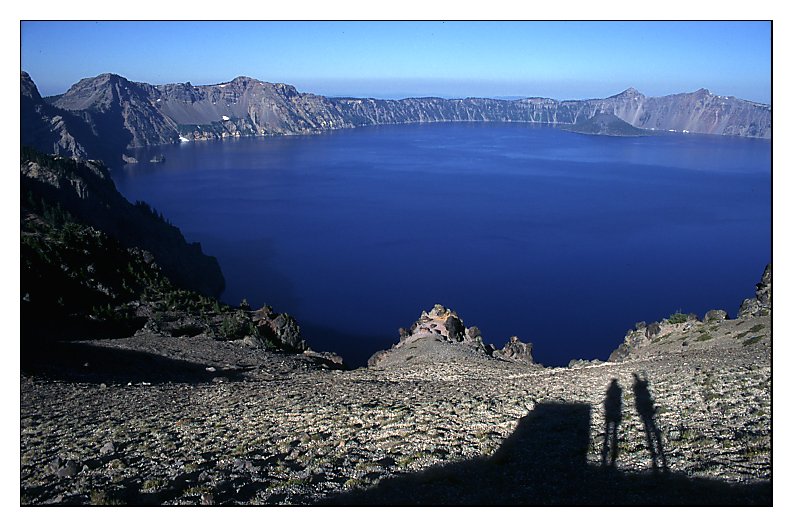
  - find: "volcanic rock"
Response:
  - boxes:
[493,336,534,363]
[738,264,772,318]
[252,305,307,352]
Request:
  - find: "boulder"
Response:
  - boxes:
[252,305,307,352]
[645,322,662,339]
[704,309,728,322]
[444,316,465,342]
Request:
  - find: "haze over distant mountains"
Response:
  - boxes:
[21,71,771,165]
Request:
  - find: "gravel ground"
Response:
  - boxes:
[20,315,771,506]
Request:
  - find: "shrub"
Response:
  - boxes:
[667,311,689,324]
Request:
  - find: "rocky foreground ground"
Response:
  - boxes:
[20,307,771,505]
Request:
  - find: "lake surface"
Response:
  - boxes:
[114,123,771,367]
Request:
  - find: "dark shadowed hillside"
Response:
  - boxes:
[21,147,225,298]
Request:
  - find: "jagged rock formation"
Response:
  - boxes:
[22,72,771,165]
[493,336,534,363]
[21,147,224,297]
[252,305,307,352]
[398,304,482,346]
[368,304,535,367]
[608,265,772,363]
[738,264,772,318]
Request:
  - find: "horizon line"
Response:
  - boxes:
[23,70,771,106]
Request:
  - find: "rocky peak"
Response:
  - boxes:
[613,87,644,99]
[55,73,135,112]
[367,304,538,367]
[21,71,43,102]
[230,75,258,85]
[400,304,472,344]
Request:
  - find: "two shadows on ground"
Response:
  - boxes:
[328,376,771,506]
[22,337,770,505]
[601,375,666,473]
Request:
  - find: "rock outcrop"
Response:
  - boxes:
[398,304,478,345]
[252,305,307,352]
[609,265,771,363]
[493,336,534,363]
[22,72,771,165]
[738,264,772,318]
[369,304,536,367]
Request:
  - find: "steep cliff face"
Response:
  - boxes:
[21,147,225,297]
[601,88,771,136]
[21,72,93,160]
[22,72,772,166]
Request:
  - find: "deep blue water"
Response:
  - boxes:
[114,123,771,368]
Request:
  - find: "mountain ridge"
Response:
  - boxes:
[22,72,772,165]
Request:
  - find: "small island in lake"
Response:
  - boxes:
[563,111,652,137]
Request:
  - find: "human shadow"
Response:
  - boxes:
[633,372,668,474]
[601,379,622,468]
[323,401,770,506]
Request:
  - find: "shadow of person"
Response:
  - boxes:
[601,379,623,468]
[322,400,770,506]
[633,372,668,474]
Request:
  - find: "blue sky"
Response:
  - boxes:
[21,21,771,102]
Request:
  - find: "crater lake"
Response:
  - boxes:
[113,123,771,367]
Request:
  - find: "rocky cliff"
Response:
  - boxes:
[21,147,224,298]
[21,72,94,160]
[23,72,771,165]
